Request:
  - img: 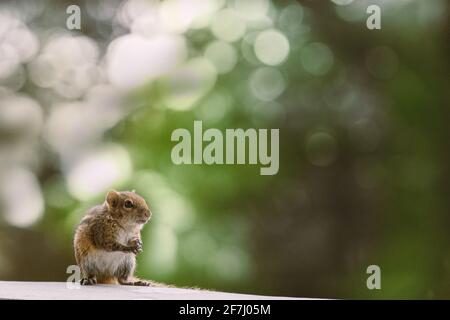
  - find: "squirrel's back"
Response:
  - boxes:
[74,204,107,264]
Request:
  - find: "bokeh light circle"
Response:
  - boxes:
[211,9,246,42]
[66,145,132,201]
[0,167,44,228]
[249,67,286,101]
[331,0,354,5]
[300,42,334,76]
[204,40,238,74]
[306,131,338,166]
[254,29,290,66]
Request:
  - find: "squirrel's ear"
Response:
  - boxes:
[106,190,120,209]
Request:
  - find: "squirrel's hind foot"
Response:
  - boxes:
[118,278,152,286]
[80,277,97,285]
[132,280,151,286]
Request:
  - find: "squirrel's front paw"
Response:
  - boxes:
[128,238,143,254]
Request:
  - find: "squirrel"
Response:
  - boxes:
[74,190,162,286]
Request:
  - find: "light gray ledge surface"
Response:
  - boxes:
[0,281,301,300]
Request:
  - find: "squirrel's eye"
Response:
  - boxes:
[124,200,133,208]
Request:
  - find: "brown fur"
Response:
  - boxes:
[74,190,166,286]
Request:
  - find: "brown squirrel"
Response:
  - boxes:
[74,190,162,286]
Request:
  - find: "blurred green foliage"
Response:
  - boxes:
[0,0,449,299]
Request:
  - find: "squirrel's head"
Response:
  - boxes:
[105,190,151,225]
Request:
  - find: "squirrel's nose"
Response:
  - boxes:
[144,210,151,219]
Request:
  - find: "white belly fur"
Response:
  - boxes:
[85,225,138,276]
[86,250,134,275]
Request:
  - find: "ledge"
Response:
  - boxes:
[0,281,300,300]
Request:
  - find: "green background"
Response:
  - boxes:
[0,0,449,299]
